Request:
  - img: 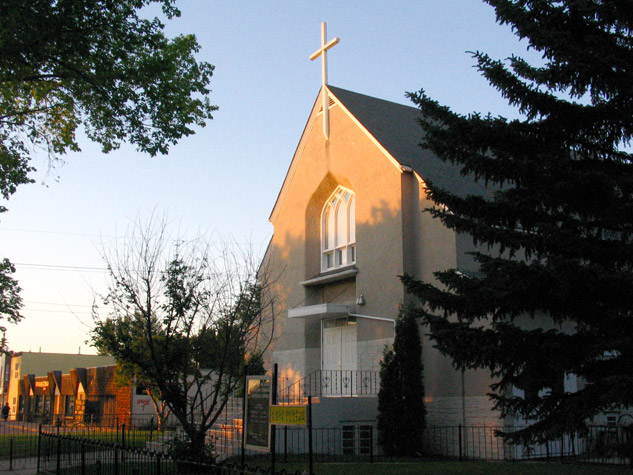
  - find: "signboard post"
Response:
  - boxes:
[244,375,272,452]
[308,396,313,475]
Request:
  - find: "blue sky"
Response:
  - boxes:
[0,1,530,354]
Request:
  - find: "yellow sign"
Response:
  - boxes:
[269,405,307,426]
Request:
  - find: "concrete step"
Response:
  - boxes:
[210,428,241,440]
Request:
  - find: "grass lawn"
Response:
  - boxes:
[0,433,39,458]
[0,429,158,459]
[50,460,633,475]
[273,461,632,474]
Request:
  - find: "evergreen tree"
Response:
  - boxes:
[377,309,426,456]
[402,0,633,445]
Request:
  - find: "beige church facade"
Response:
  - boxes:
[259,85,501,432]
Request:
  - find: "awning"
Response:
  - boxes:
[288,303,351,319]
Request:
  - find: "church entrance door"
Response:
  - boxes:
[322,320,357,395]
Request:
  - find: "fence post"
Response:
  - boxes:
[156,453,161,475]
[56,436,62,474]
[560,436,564,461]
[284,425,288,463]
[9,438,13,471]
[81,441,86,475]
[114,447,119,475]
[370,425,374,464]
[122,424,126,448]
[271,363,278,475]
[458,425,463,462]
[37,424,42,473]
[241,364,247,469]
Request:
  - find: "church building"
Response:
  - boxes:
[259,66,502,436]
[255,26,546,458]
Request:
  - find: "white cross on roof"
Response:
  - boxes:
[310,22,339,140]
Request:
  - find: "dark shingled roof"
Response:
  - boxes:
[328,86,492,199]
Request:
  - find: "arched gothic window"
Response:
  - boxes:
[322,186,356,271]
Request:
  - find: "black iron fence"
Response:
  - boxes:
[8,410,178,430]
[213,424,632,466]
[52,419,171,448]
[2,419,631,471]
[422,425,632,464]
[37,430,301,475]
[278,370,380,403]
[0,416,177,471]
[0,418,42,462]
[275,425,375,463]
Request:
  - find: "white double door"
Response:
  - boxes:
[323,324,357,395]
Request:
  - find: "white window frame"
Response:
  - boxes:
[321,186,356,271]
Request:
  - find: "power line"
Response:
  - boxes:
[23,308,93,316]
[13,262,109,273]
[25,300,94,308]
[0,227,114,239]
[0,226,272,247]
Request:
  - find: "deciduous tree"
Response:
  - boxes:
[92,314,172,430]
[1,0,217,326]
[0,258,22,344]
[91,216,275,460]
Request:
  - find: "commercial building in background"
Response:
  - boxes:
[0,350,11,406]
[21,365,157,427]
[5,352,114,420]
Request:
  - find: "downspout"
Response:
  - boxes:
[347,313,397,329]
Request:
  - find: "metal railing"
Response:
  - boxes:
[275,425,376,462]
[0,418,41,470]
[37,429,300,475]
[213,423,632,466]
[422,424,632,465]
[278,370,380,403]
[3,412,632,469]
[8,411,175,428]
[0,415,175,470]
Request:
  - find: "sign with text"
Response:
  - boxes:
[245,375,271,451]
[269,405,307,426]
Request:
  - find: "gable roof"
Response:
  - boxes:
[327,86,492,199]
[269,86,492,223]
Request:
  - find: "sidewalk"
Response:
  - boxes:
[0,457,39,474]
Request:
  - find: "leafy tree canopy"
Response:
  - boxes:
[0,0,217,208]
[0,258,22,341]
[403,0,633,445]
[0,0,216,331]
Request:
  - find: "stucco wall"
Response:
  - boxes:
[357,338,392,373]
[264,96,409,370]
